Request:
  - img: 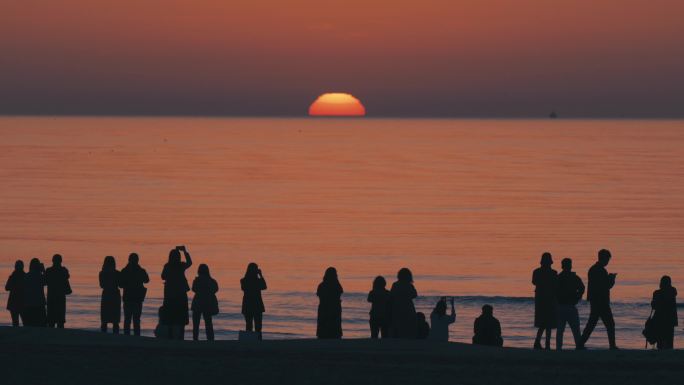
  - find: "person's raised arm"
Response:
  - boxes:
[258,269,267,290]
[449,298,456,323]
[183,247,192,269]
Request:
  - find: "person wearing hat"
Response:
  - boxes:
[532,252,558,349]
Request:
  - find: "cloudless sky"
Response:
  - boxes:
[2,0,683,117]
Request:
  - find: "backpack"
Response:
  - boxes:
[642,310,657,348]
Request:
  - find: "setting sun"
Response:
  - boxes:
[308,93,366,117]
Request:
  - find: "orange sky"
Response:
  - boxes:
[2,0,683,116]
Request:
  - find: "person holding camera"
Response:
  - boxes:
[240,262,267,336]
[581,249,618,349]
[428,297,456,341]
[161,245,192,340]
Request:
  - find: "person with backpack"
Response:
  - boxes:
[650,276,678,350]
[556,258,585,350]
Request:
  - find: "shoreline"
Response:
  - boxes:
[2,327,682,385]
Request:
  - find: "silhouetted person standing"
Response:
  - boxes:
[390,267,418,338]
[556,258,585,350]
[316,267,343,339]
[416,312,430,339]
[45,254,71,328]
[161,246,192,340]
[367,276,391,339]
[119,253,149,336]
[651,276,678,350]
[473,304,503,347]
[429,297,456,341]
[5,260,26,326]
[22,258,46,327]
[192,264,219,341]
[581,249,618,349]
[532,252,557,349]
[240,263,267,335]
[100,256,121,333]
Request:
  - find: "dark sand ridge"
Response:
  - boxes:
[0,327,682,385]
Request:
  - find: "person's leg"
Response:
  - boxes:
[244,313,254,332]
[666,327,674,350]
[568,306,583,349]
[204,312,214,341]
[556,307,566,351]
[534,328,544,348]
[192,310,201,341]
[581,306,599,345]
[370,320,379,339]
[101,323,108,333]
[381,324,389,339]
[544,328,552,350]
[57,322,64,329]
[600,307,617,349]
[133,302,142,336]
[254,312,263,333]
[123,302,132,335]
[10,311,20,327]
[113,323,119,334]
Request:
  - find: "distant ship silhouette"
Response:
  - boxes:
[549,111,558,119]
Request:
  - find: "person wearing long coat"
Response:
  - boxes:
[5,260,26,326]
[161,246,192,340]
[23,258,47,327]
[45,254,71,328]
[240,263,267,334]
[316,267,343,339]
[651,276,678,350]
[532,252,558,349]
[99,256,121,333]
[389,268,418,339]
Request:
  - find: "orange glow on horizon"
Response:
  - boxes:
[309,93,366,117]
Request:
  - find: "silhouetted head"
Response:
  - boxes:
[52,254,62,266]
[561,258,572,272]
[660,275,672,290]
[598,249,611,266]
[29,258,42,272]
[482,304,494,316]
[416,312,426,322]
[433,298,447,316]
[198,264,210,277]
[102,256,116,272]
[168,248,181,264]
[397,268,413,283]
[14,260,24,272]
[245,262,259,279]
[540,252,553,267]
[372,276,386,291]
[323,267,338,283]
[128,253,139,265]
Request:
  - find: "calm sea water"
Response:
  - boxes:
[1,117,683,348]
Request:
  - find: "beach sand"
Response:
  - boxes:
[0,327,681,385]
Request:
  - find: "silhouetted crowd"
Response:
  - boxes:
[3,247,678,349]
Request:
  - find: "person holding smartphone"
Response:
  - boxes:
[161,245,192,340]
[240,262,267,337]
[429,297,456,341]
[581,249,618,349]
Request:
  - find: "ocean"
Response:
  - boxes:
[1,117,683,348]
